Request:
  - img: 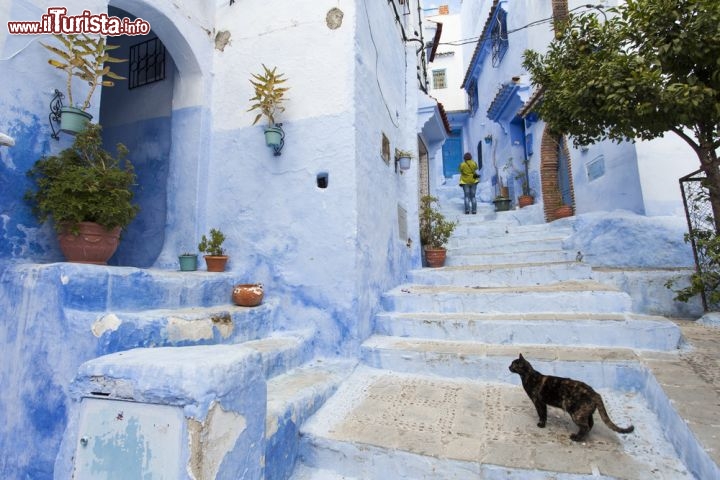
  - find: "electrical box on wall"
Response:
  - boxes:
[73,398,184,479]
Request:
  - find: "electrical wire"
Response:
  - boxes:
[362,0,400,128]
[439,4,605,47]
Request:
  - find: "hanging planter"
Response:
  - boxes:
[395,148,414,171]
[248,64,289,156]
[59,106,93,135]
[42,34,126,139]
[264,124,285,155]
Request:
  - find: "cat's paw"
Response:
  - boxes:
[537,422,546,428]
[569,434,583,442]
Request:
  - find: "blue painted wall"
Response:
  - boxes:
[0,1,427,477]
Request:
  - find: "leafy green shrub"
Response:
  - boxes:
[25,123,139,233]
[419,195,457,249]
[198,228,226,256]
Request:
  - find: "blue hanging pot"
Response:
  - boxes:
[264,126,284,147]
[60,106,93,135]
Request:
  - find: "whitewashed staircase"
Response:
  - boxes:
[289,201,686,479]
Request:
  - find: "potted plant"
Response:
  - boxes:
[515,159,535,208]
[395,148,414,171]
[41,34,126,134]
[178,252,198,271]
[198,228,228,272]
[419,195,457,267]
[248,64,289,154]
[24,123,139,264]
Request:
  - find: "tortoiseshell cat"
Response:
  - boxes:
[509,354,634,442]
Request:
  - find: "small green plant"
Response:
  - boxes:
[25,123,139,233]
[666,227,720,308]
[419,195,457,249]
[395,148,415,159]
[248,64,289,127]
[198,228,226,256]
[41,34,126,111]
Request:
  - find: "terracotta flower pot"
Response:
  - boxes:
[518,195,534,208]
[555,204,573,219]
[57,221,121,264]
[232,283,264,307]
[204,255,229,272]
[424,248,447,268]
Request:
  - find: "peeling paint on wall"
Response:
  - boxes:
[188,402,247,480]
[92,314,121,337]
[214,30,231,51]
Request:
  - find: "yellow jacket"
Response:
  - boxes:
[459,159,479,185]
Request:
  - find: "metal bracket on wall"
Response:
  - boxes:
[49,89,63,140]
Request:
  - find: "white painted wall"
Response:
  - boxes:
[636,134,698,217]
[426,13,466,111]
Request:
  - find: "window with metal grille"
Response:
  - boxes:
[128,37,166,89]
[432,69,447,89]
[491,9,509,67]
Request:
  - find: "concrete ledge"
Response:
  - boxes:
[56,344,267,480]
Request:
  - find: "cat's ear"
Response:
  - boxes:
[519,353,524,360]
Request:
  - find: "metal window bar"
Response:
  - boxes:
[491,10,509,67]
[129,37,166,89]
[679,169,717,311]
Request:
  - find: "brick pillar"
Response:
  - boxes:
[540,127,575,222]
[552,0,569,35]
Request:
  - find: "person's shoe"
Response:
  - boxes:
[472,211,477,214]
[465,211,470,214]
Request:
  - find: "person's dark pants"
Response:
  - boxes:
[461,183,478,214]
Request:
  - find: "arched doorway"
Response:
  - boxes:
[540,128,575,221]
[100,6,173,267]
[96,1,209,267]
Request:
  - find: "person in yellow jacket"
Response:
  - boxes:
[459,152,479,214]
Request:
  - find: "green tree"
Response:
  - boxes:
[523,0,720,231]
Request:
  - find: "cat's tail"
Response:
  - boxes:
[595,394,634,434]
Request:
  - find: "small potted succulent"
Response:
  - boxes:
[41,34,126,134]
[419,195,457,267]
[198,228,228,272]
[248,64,289,154]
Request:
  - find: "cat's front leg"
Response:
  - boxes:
[533,401,547,428]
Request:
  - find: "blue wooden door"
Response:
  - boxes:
[557,137,572,205]
[442,129,463,178]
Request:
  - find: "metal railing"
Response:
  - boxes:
[679,169,717,311]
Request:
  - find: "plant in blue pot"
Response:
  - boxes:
[248,64,289,155]
[41,34,126,135]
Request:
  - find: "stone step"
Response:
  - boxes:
[266,358,357,480]
[371,312,682,350]
[445,249,577,266]
[382,281,632,314]
[67,301,279,355]
[408,261,592,287]
[450,223,573,243]
[447,237,567,255]
[297,365,692,480]
[244,330,317,379]
[54,264,246,311]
